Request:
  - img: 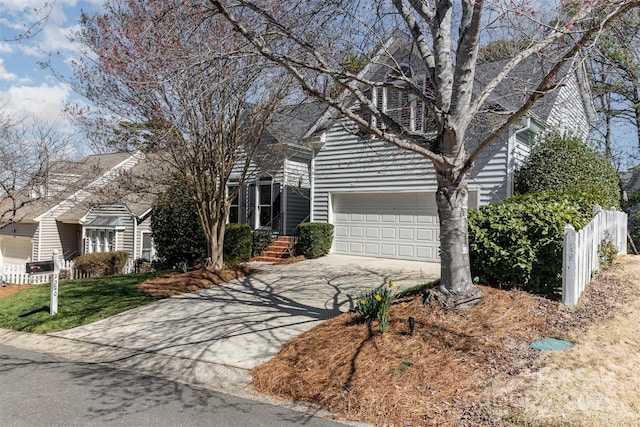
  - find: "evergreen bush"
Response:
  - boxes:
[224,223,252,264]
[252,230,273,257]
[468,191,596,293]
[296,222,334,258]
[151,181,207,268]
[514,132,621,209]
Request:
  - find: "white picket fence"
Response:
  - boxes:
[562,206,627,308]
[1,258,135,285]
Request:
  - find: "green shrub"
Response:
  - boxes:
[468,191,595,293]
[252,230,273,257]
[514,132,621,209]
[73,251,130,277]
[151,180,207,268]
[598,234,618,268]
[296,222,334,258]
[224,223,251,264]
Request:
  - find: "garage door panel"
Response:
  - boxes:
[349,242,364,253]
[398,215,414,223]
[335,225,348,237]
[335,241,349,252]
[364,243,379,255]
[398,245,414,257]
[381,244,396,256]
[350,226,364,238]
[417,215,437,224]
[381,227,396,239]
[333,192,440,262]
[417,246,439,260]
[417,229,434,240]
[366,227,379,238]
[398,228,414,240]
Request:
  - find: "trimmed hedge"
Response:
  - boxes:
[252,230,273,257]
[468,191,597,294]
[296,222,334,259]
[224,223,252,264]
[514,132,621,209]
[73,251,130,277]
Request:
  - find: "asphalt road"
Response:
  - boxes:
[0,343,347,427]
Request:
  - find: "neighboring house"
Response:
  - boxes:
[0,104,325,271]
[0,152,157,269]
[621,167,640,202]
[303,48,595,262]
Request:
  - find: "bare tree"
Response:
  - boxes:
[68,0,294,270]
[0,111,75,225]
[0,1,54,42]
[586,9,640,164]
[209,0,640,304]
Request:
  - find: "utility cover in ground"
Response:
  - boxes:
[529,337,574,351]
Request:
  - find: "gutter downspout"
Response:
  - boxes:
[282,159,288,235]
[310,148,315,222]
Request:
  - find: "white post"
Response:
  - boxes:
[50,250,61,316]
[562,224,578,308]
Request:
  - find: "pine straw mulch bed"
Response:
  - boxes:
[137,266,259,297]
[0,284,33,299]
[250,257,639,427]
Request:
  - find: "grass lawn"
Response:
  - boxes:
[0,272,163,334]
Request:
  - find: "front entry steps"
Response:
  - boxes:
[252,236,295,263]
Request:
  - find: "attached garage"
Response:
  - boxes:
[332,192,440,262]
[1,237,33,264]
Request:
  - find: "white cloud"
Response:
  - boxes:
[1,82,71,123]
[0,58,17,81]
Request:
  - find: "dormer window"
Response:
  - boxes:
[359,74,429,134]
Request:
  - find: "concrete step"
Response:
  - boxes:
[262,250,289,258]
[252,256,286,262]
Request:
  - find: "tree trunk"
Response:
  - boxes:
[202,210,225,271]
[432,129,482,307]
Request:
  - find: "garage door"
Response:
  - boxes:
[1,237,32,264]
[332,192,440,261]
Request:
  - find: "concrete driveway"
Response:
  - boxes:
[43,255,439,394]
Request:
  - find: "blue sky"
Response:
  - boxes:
[0,0,102,155]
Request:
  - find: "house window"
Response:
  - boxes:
[86,229,115,254]
[228,185,239,224]
[141,233,153,261]
[83,216,124,254]
[359,72,430,134]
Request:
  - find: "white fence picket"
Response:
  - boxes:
[1,257,136,285]
[562,206,627,308]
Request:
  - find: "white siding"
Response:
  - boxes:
[546,74,590,139]
[84,205,135,256]
[468,134,510,205]
[313,122,510,222]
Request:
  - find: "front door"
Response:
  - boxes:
[257,181,272,229]
[254,179,281,231]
